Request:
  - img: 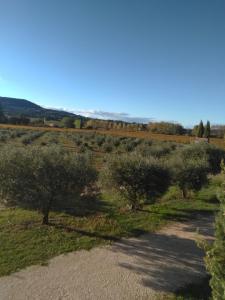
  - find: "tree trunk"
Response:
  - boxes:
[182,188,187,199]
[41,198,53,225]
[42,212,49,225]
[130,203,137,211]
[130,200,141,211]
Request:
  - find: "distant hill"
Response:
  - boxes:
[0,96,83,120]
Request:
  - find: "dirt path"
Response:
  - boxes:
[0,214,214,300]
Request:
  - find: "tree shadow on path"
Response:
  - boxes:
[111,215,214,294]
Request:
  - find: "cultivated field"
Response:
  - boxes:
[1,123,225,149]
[0,125,223,299]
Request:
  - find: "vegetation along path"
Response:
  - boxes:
[0,213,214,300]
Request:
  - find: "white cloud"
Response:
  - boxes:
[73,109,153,123]
[43,105,153,123]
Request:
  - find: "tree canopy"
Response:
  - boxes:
[0,146,97,224]
[197,120,204,138]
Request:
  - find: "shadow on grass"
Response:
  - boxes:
[138,209,190,224]
[172,208,217,216]
[49,222,120,242]
[53,194,113,217]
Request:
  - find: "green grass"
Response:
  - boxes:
[0,195,218,277]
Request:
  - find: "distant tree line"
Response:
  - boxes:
[210,125,225,138]
[147,122,185,135]
[60,116,147,131]
[60,117,187,135]
[3,101,225,140]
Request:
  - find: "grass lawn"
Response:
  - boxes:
[0,195,218,277]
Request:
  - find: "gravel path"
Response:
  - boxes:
[0,214,214,300]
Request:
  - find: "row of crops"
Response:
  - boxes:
[0,128,181,170]
[0,128,179,153]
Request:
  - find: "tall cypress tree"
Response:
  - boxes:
[204,120,211,139]
[197,120,204,138]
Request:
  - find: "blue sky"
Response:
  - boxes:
[0,0,225,126]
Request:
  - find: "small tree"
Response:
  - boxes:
[170,156,208,198]
[103,154,170,210]
[61,117,74,128]
[192,125,199,136]
[204,120,211,139]
[205,161,225,299]
[74,119,82,129]
[197,120,204,138]
[176,143,225,174]
[0,146,97,224]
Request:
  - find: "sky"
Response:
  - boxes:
[0,0,225,126]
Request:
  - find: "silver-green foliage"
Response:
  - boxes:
[0,146,97,224]
[102,154,170,209]
[176,143,225,174]
[170,155,209,198]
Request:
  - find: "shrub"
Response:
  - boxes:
[105,136,113,144]
[112,137,121,147]
[84,134,90,141]
[123,141,136,152]
[20,131,44,145]
[161,186,182,202]
[79,144,87,153]
[75,139,82,146]
[102,154,170,210]
[136,141,176,158]
[49,138,58,144]
[148,144,172,158]
[205,162,225,299]
[0,146,97,224]
[96,135,105,147]
[21,137,31,145]
[0,135,6,142]
[103,143,113,153]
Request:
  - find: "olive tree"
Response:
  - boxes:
[176,143,225,174]
[170,156,208,198]
[0,146,97,224]
[103,154,170,210]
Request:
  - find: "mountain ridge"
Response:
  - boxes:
[0,96,83,120]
